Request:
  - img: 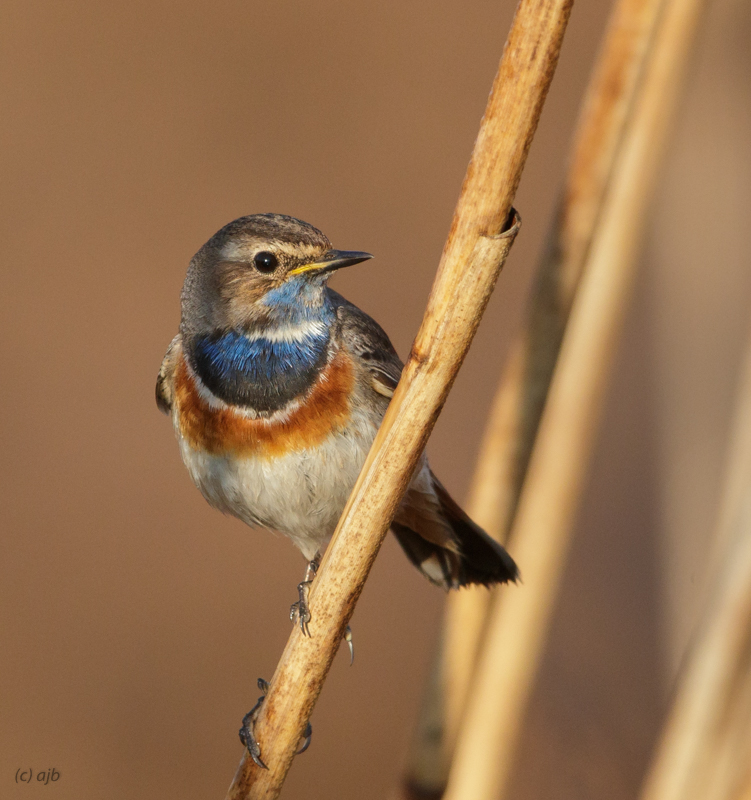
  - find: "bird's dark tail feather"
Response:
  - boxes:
[392,478,519,590]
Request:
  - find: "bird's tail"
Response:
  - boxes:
[392,472,519,590]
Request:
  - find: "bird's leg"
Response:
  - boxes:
[290,555,320,636]
[288,556,355,663]
[239,678,313,767]
[239,678,270,769]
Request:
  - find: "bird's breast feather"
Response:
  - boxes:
[174,350,354,458]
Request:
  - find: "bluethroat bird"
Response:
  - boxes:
[157,214,518,632]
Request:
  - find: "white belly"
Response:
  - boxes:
[177,406,378,560]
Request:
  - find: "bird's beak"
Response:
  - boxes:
[287,249,373,277]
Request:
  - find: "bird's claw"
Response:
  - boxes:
[287,559,353,663]
[298,721,313,754]
[290,559,319,635]
[344,625,354,665]
[239,678,270,769]
[239,678,313,767]
[290,580,313,636]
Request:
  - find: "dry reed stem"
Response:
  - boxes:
[639,337,751,800]
[224,2,573,798]
[442,0,705,798]
[440,0,668,769]
[700,677,751,800]
[403,0,667,786]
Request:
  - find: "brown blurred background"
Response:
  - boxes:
[2,0,750,798]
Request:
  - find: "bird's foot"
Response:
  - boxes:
[290,559,319,636]
[239,678,313,768]
[239,678,270,769]
[286,558,353,662]
[290,579,314,635]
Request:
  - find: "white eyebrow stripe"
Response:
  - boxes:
[244,319,329,343]
[220,242,246,260]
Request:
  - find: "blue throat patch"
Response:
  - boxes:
[190,294,335,412]
[195,329,329,384]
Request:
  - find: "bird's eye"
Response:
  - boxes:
[253,251,278,273]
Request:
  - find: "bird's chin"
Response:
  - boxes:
[289,271,332,289]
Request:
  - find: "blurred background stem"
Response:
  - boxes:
[639,334,751,800]
[444,0,705,797]
[402,0,706,797]
[444,0,667,768]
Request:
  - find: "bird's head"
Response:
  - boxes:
[180,213,372,338]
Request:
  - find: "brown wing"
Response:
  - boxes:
[156,334,182,414]
[328,289,403,400]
